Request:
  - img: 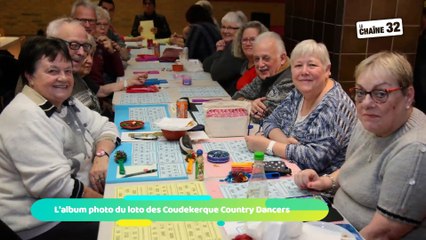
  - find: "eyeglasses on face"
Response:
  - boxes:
[96,22,110,28]
[64,40,92,52]
[349,87,402,104]
[242,37,256,44]
[221,26,240,31]
[75,18,96,25]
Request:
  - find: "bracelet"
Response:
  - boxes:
[322,174,337,194]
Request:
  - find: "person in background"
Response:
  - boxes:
[71,0,124,86]
[98,0,123,45]
[99,0,144,43]
[71,0,97,35]
[130,0,171,39]
[245,39,356,175]
[0,36,119,240]
[202,11,247,95]
[294,51,426,239]
[413,8,426,113]
[232,21,268,91]
[184,4,221,62]
[95,6,129,61]
[195,0,218,27]
[80,35,147,100]
[232,31,293,122]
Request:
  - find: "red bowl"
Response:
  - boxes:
[161,129,186,141]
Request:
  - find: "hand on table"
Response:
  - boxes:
[128,73,148,86]
[244,135,270,153]
[293,169,330,191]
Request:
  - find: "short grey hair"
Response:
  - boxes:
[290,39,330,70]
[71,0,97,17]
[46,17,82,37]
[254,31,286,55]
[355,51,412,93]
[232,21,268,58]
[96,6,110,22]
[221,11,247,28]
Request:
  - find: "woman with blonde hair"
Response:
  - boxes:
[202,10,248,95]
[295,51,426,239]
[245,39,356,175]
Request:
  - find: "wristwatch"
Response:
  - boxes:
[265,140,276,156]
[96,150,110,158]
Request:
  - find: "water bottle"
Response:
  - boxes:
[246,151,268,198]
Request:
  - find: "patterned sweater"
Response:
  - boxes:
[232,60,294,117]
[263,81,356,174]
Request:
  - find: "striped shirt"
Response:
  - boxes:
[263,80,356,174]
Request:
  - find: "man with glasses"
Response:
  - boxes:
[71,0,124,85]
[46,17,102,113]
[131,0,171,39]
[71,0,97,34]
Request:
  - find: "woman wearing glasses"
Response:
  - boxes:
[202,11,247,95]
[245,39,356,175]
[233,21,268,91]
[294,51,426,239]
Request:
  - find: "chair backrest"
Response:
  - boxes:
[0,50,20,112]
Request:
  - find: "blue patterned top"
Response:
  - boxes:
[263,81,356,174]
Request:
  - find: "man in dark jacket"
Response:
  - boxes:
[130,0,171,39]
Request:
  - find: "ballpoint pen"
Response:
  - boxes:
[128,132,162,140]
[121,169,157,178]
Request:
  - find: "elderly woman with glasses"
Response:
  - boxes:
[0,36,119,239]
[294,51,426,239]
[91,6,124,86]
[202,11,247,95]
[232,21,268,91]
[245,39,356,175]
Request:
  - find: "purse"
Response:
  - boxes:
[264,161,292,176]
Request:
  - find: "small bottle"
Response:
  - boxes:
[195,149,204,181]
[246,151,268,198]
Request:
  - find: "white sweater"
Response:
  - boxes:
[0,86,118,239]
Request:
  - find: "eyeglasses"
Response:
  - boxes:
[242,37,256,44]
[75,18,96,25]
[96,22,110,28]
[349,87,402,104]
[64,40,92,52]
[221,26,240,31]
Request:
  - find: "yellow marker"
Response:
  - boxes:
[117,219,152,227]
[186,158,195,174]
[231,162,253,168]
